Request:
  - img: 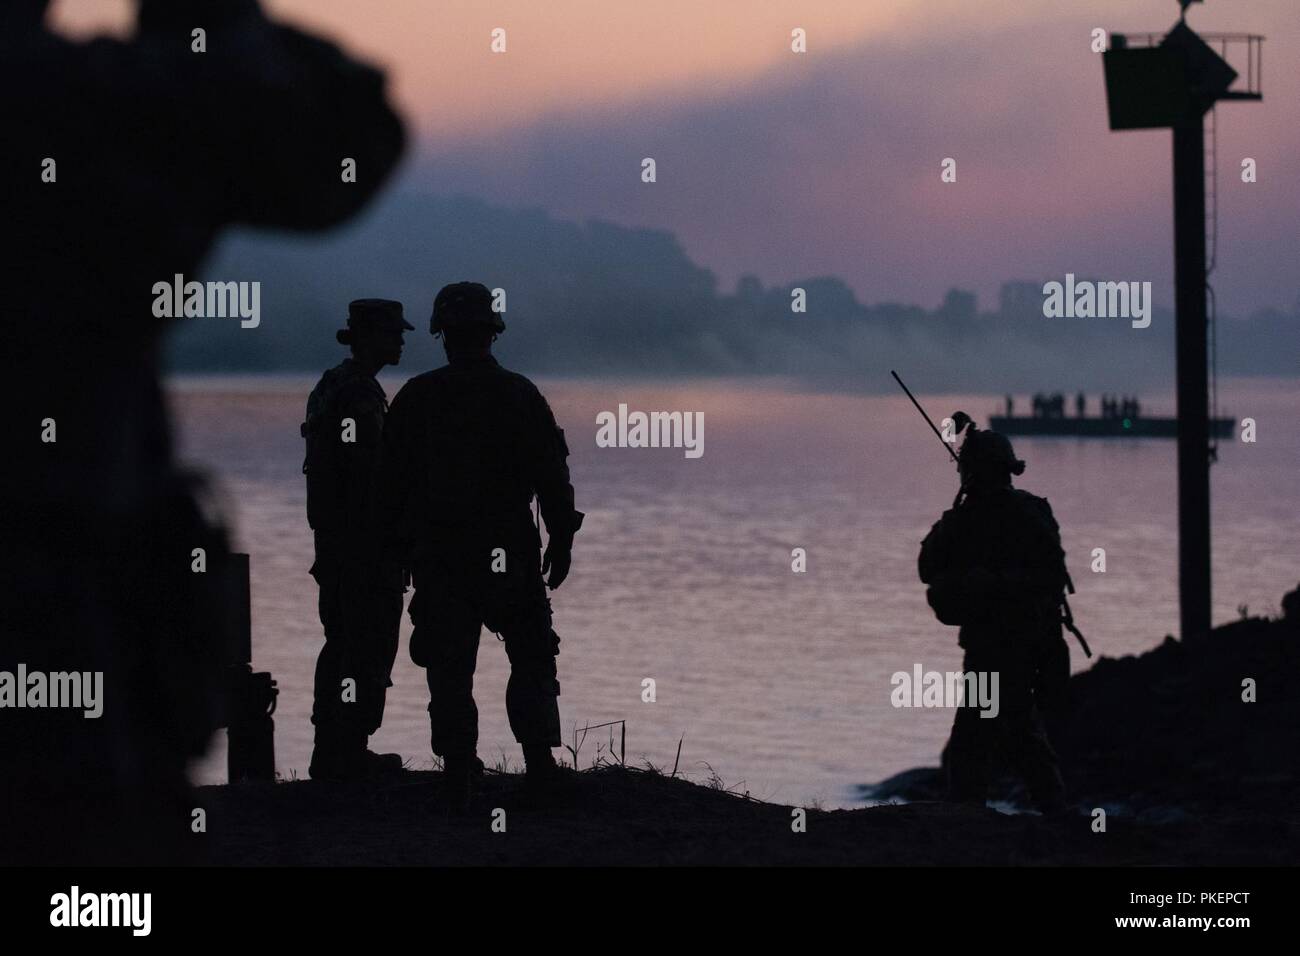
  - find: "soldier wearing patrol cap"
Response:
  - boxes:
[382,282,583,804]
[918,419,1071,812]
[302,298,413,780]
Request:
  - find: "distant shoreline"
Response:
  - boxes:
[164,371,1300,397]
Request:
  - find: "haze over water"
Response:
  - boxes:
[174,376,1298,808]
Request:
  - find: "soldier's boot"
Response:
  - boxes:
[357,678,404,776]
[522,744,570,793]
[505,648,563,789]
[358,748,405,776]
[442,752,483,811]
[1025,760,1067,814]
[311,727,403,781]
[309,749,345,780]
[1012,721,1067,814]
[309,724,354,780]
[442,753,485,780]
[944,709,992,807]
[357,705,404,777]
[311,747,403,781]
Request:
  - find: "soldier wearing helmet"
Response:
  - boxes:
[382,282,583,804]
[303,298,413,780]
[918,417,1071,812]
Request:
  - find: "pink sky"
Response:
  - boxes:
[51,0,1300,313]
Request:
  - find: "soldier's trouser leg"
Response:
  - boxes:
[502,622,562,749]
[312,566,402,752]
[992,645,1066,810]
[411,583,483,760]
[945,643,1003,803]
[1004,708,1066,811]
[357,587,402,736]
[312,570,362,755]
[488,560,561,750]
[951,642,1029,806]
[946,698,993,803]
[948,642,1065,809]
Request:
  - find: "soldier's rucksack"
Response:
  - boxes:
[918,489,1066,628]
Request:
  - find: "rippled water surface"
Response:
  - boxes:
[172,376,1298,807]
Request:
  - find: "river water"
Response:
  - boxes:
[171,375,1298,807]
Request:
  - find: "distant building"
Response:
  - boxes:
[939,288,977,321]
[736,274,764,303]
[998,281,1042,318]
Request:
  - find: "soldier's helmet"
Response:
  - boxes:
[337,298,412,344]
[430,281,505,335]
[958,427,1025,477]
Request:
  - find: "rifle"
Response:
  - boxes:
[1061,572,1093,658]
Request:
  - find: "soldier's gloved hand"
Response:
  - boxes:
[541,536,573,590]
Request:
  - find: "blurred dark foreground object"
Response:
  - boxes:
[0,0,404,864]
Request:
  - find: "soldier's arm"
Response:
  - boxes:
[128,0,405,230]
[1017,499,1070,594]
[530,390,584,544]
[1038,500,1071,591]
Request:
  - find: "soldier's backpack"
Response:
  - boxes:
[918,489,1066,628]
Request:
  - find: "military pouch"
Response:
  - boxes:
[926,584,967,627]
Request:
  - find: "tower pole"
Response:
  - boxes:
[1172,112,1212,640]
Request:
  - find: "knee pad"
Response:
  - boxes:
[504,625,560,668]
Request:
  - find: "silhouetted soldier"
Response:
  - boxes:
[1,0,404,863]
[382,282,583,804]
[1076,392,1086,418]
[303,300,412,779]
[918,425,1071,812]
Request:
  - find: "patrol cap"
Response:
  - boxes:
[338,298,412,344]
[958,427,1025,476]
[430,282,505,335]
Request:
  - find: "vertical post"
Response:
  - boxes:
[224,552,277,783]
[1172,114,1212,641]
